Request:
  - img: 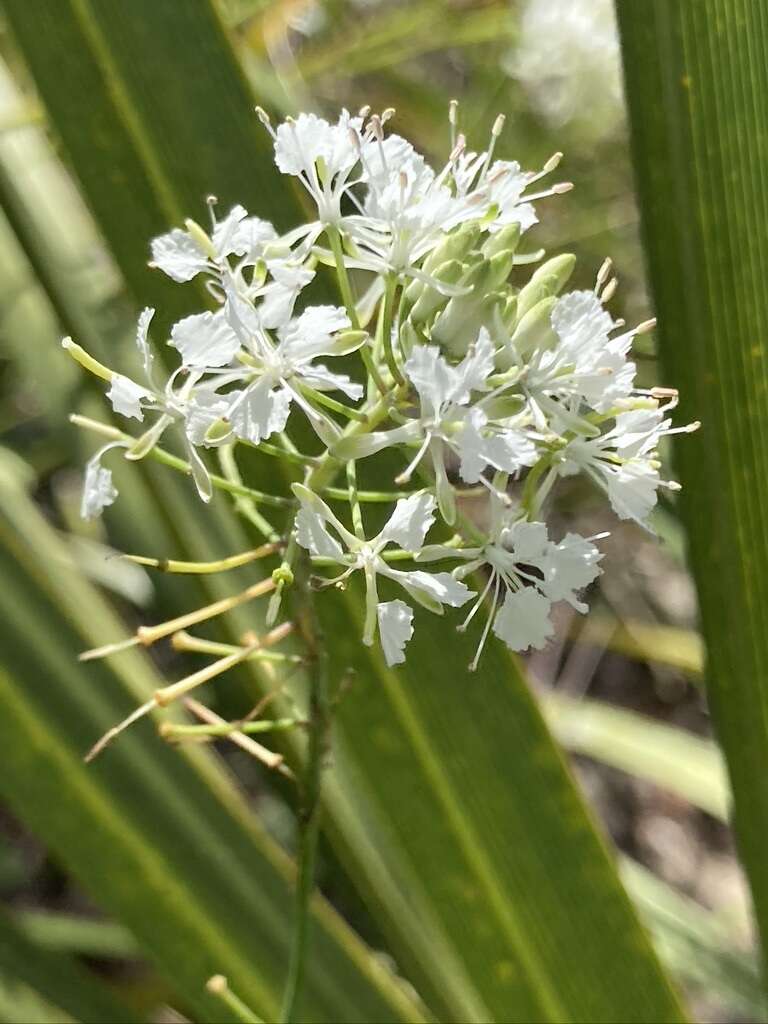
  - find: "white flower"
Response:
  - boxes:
[150,204,277,282]
[269,110,366,231]
[551,403,698,524]
[499,289,643,433]
[80,443,124,520]
[337,330,536,523]
[206,302,362,447]
[98,308,220,502]
[418,497,602,667]
[292,486,472,665]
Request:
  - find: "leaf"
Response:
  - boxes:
[2,2,687,1019]
[544,693,728,821]
[0,454,424,1024]
[616,0,768,979]
[0,906,135,1023]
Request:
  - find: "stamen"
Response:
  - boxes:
[184,698,292,777]
[636,317,657,335]
[449,98,459,148]
[469,575,501,672]
[395,432,432,484]
[595,257,613,290]
[600,277,618,303]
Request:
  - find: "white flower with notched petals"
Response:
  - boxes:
[82,308,222,502]
[337,330,536,524]
[499,289,648,435]
[266,110,368,240]
[150,204,277,283]
[204,302,363,447]
[550,402,699,524]
[80,442,126,520]
[418,496,602,667]
[292,486,472,665]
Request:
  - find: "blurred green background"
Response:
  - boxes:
[0,1,762,1022]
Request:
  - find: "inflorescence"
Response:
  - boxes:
[65,104,698,752]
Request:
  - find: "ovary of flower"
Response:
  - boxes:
[337,330,536,523]
[206,303,361,447]
[418,506,602,668]
[292,486,472,665]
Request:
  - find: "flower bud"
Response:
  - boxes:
[516,253,576,319]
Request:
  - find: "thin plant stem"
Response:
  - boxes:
[279,549,330,1024]
[325,225,387,395]
[69,415,291,513]
[380,273,404,385]
[346,459,365,540]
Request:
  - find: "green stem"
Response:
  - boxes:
[325,225,387,395]
[346,459,365,540]
[298,383,368,422]
[279,549,330,1024]
[325,226,360,330]
[164,718,300,739]
[69,415,291,514]
[380,272,404,385]
[218,444,282,543]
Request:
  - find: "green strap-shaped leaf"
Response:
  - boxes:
[2,1,687,1018]
[615,0,768,980]
[0,459,423,1024]
[0,906,136,1023]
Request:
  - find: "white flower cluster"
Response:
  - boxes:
[66,106,697,670]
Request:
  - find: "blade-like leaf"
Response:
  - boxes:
[0,906,136,1023]
[616,0,768,977]
[2,2,687,1019]
[544,693,728,821]
[0,453,424,1024]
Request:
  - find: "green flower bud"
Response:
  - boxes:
[516,253,576,319]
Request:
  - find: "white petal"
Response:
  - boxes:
[210,204,250,258]
[170,311,240,368]
[607,461,659,522]
[150,228,208,282]
[384,566,472,609]
[542,532,603,609]
[300,364,363,400]
[81,453,118,520]
[184,391,232,446]
[503,520,549,563]
[107,374,150,420]
[377,492,436,551]
[551,290,615,361]
[377,600,414,666]
[278,305,351,360]
[295,505,345,561]
[136,307,155,382]
[455,328,495,397]
[404,344,458,417]
[492,587,553,652]
[227,379,292,445]
[231,216,277,260]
